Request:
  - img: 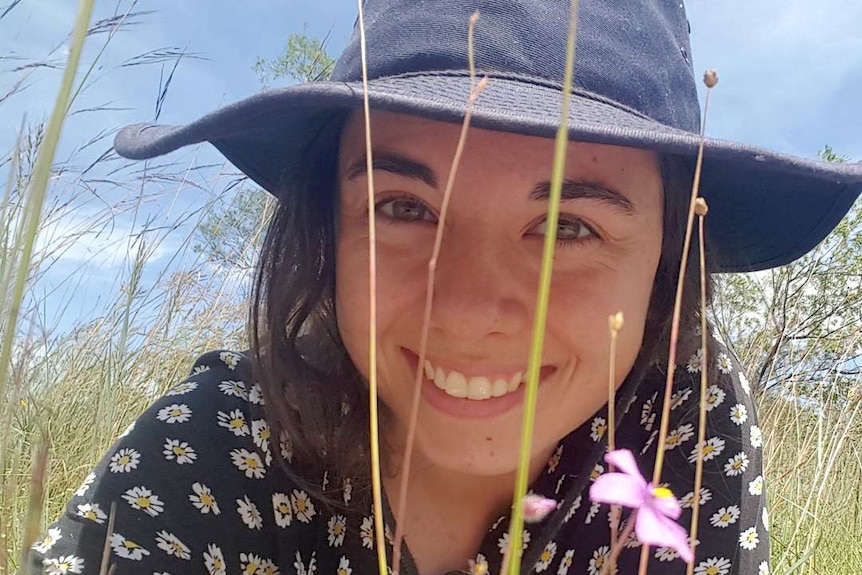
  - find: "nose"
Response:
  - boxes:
[429,231,529,344]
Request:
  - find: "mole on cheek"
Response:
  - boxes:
[485,437,492,442]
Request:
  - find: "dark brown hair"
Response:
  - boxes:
[250,115,718,508]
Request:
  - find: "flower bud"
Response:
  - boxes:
[523,494,557,523]
[703,69,719,88]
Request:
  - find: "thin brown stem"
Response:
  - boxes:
[354,0,387,572]
[600,513,637,575]
[390,13,486,574]
[640,70,717,575]
[607,312,623,560]
[686,199,710,574]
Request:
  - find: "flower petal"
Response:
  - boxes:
[604,449,646,484]
[651,490,682,520]
[634,506,694,563]
[589,473,647,508]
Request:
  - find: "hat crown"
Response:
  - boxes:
[332,0,701,133]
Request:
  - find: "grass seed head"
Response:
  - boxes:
[703,69,719,88]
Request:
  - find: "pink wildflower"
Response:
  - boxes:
[522,494,557,523]
[588,449,693,563]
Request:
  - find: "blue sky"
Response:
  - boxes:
[1,0,861,334]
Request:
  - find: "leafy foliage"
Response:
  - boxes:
[195,29,335,272]
[713,149,860,402]
[253,26,336,89]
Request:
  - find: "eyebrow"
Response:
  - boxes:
[345,152,636,214]
[529,180,636,214]
[345,152,439,189]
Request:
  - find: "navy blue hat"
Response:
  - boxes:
[114,0,861,272]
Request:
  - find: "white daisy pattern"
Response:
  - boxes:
[155,530,191,560]
[587,545,610,575]
[273,492,293,528]
[75,503,107,524]
[218,379,247,399]
[336,556,352,575]
[589,417,606,442]
[688,436,726,463]
[27,347,768,574]
[327,514,347,547]
[694,556,731,575]
[109,533,150,561]
[41,555,84,574]
[219,351,242,370]
[557,549,574,575]
[729,403,748,425]
[716,352,733,374]
[32,528,62,553]
[534,541,557,572]
[724,452,750,477]
[749,475,765,496]
[709,505,741,528]
[292,489,316,523]
[109,448,140,473]
[122,486,165,517]
[163,438,197,464]
[166,381,197,396]
[217,409,250,436]
[237,496,263,530]
[73,472,95,497]
[739,527,759,550]
[750,425,763,448]
[664,423,695,450]
[203,543,226,575]
[189,482,221,514]
[230,448,265,479]
[156,403,192,424]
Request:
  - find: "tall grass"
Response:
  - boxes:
[1,3,861,575]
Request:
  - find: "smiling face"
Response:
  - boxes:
[335,110,664,477]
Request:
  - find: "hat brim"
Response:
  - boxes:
[114,71,861,273]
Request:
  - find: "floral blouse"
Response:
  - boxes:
[30,348,770,575]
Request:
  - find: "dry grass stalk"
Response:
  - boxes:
[391,11,487,574]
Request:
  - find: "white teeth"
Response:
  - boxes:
[424,360,434,380]
[421,358,533,400]
[508,371,523,393]
[434,366,446,390]
[467,377,491,400]
[444,371,468,398]
[491,378,508,397]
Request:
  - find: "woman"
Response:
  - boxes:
[30,1,861,574]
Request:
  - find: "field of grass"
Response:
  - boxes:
[2,3,861,575]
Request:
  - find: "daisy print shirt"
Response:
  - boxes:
[31,347,770,574]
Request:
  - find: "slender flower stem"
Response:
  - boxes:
[355,2,388,573]
[607,313,624,559]
[391,13,486,574]
[600,513,638,575]
[639,72,717,575]
[686,199,710,575]
[505,2,580,573]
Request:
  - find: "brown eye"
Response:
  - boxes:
[376,197,437,223]
[531,217,595,241]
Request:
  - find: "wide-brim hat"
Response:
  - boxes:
[114,0,861,273]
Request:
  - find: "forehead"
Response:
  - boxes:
[337,110,662,188]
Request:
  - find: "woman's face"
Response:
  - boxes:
[335,111,664,476]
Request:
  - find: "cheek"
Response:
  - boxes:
[335,232,432,376]
[549,244,660,371]
[335,236,371,375]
